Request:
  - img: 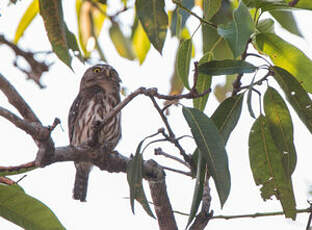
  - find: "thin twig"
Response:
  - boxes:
[149,96,191,164]
[232,39,252,96]
[161,166,192,177]
[212,208,310,220]
[239,71,271,90]
[154,147,190,168]
[172,0,217,28]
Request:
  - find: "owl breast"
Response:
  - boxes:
[71,92,121,151]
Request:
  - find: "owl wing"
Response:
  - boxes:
[68,94,83,144]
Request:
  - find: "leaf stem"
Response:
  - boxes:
[172,0,217,29]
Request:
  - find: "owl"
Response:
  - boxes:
[68,64,121,201]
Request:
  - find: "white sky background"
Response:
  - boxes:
[0,0,312,229]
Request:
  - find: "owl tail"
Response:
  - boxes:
[73,162,92,202]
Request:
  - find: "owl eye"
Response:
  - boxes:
[93,67,102,73]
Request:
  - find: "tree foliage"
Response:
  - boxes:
[1,0,312,229]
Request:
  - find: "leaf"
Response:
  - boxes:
[248,115,296,220]
[39,0,74,68]
[256,32,312,93]
[271,66,312,134]
[76,0,106,57]
[14,0,39,44]
[217,1,255,58]
[264,87,297,175]
[243,0,312,11]
[170,0,194,37]
[198,60,257,76]
[176,39,192,89]
[204,0,222,21]
[0,184,65,230]
[183,107,231,208]
[247,75,256,119]
[211,94,244,144]
[136,0,168,54]
[127,139,155,218]
[269,11,302,37]
[193,52,212,111]
[109,22,136,60]
[186,149,206,228]
[257,18,274,33]
[132,20,151,64]
[202,0,233,59]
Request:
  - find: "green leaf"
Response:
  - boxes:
[193,52,212,111]
[109,22,136,60]
[136,0,168,54]
[211,94,244,144]
[0,184,65,230]
[248,115,296,220]
[126,139,155,218]
[217,1,255,58]
[269,11,302,37]
[170,0,194,37]
[202,0,233,59]
[271,66,312,134]
[247,75,256,119]
[186,149,206,228]
[257,18,274,33]
[256,32,312,93]
[132,20,151,64]
[198,60,257,76]
[176,39,192,89]
[243,0,312,11]
[205,0,222,21]
[39,0,73,68]
[183,107,231,208]
[264,87,297,175]
[14,0,39,44]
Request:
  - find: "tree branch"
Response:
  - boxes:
[189,175,213,230]
[0,73,40,122]
[0,35,50,88]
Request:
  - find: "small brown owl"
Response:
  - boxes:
[68,64,121,201]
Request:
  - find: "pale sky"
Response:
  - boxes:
[0,1,312,229]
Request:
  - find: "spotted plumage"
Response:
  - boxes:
[68,64,121,201]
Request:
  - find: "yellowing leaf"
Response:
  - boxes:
[76,0,106,57]
[132,21,151,64]
[136,0,168,54]
[109,22,136,60]
[14,0,39,44]
[256,33,312,92]
[39,0,72,68]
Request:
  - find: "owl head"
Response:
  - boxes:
[80,64,121,90]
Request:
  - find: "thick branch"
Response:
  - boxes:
[189,176,212,230]
[0,106,50,140]
[148,160,178,230]
[0,73,40,122]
